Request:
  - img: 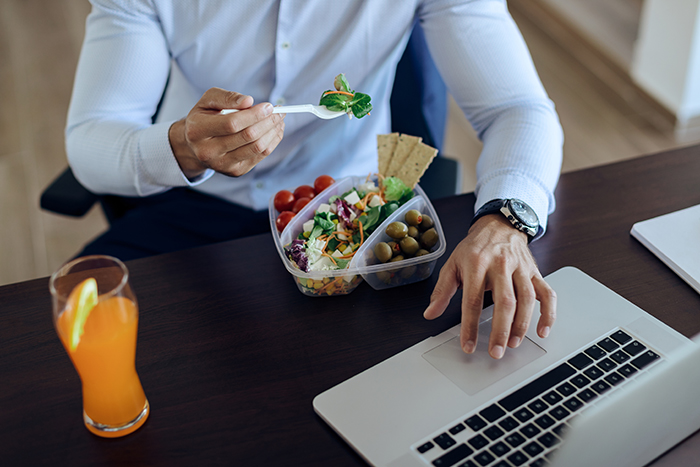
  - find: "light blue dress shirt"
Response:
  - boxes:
[66,0,563,234]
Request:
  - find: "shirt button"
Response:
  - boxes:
[281,41,291,49]
[256,182,264,189]
[275,97,286,105]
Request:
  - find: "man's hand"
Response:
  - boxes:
[168,87,285,179]
[424,214,557,359]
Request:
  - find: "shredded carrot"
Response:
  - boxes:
[322,90,354,98]
[319,276,343,291]
[359,220,364,245]
[321,252,338,265]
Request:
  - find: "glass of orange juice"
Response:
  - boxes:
[50,255,149,438]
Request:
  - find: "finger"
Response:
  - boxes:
[459,268,486,354]
[489,267,517,359]
[424,258,460,321]
[218,119,285,176]
[198,87,254,111]
[533,274,557,338]
[215,102,275,138]
[508,268,536,348]
[206,110,282,157]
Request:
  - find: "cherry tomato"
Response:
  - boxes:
[274,190,296,212]
[292,197,311,213]
[314,175,335,194]
[276,211,295,232]
[293,185,316,200]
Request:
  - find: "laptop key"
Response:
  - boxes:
[465,415,488,432]
[529,459,547,467]
[514,407,535,423]
[597,337,620,352]
[555,382,576,397]
[520,423,541,439]
[508,451,529,466]
[505,432,527,448]
[537,432,560,448]
[563,396,584,412]
[584,345,606,360]
[576,388,597,403]
[450,423,467,436]
[432,443,473,467]
[583,366,604,380]
[618,363,638,377]
[569,374,590,388]
[609,350,630,364]
[499,363,576,412]
[534,414,555,430]
[591,380,612,395]
[552,423,567,436]
[418,441,435,454]
[473,450,496,466]
[542,391,563,405]
[623,341,646,357]
[457,461,478,467]
[523,441,545,457]
[498,416,520,432]
[492,461,510,467]
[480,404,506,422]
[549,405,570,421]
[597,358,617,372]
[610,330,633,345]
[484,425,505,441]
[490,440,511,457]
[604,372,625,386]
[468,434,490,450]
[631,350,660,370]
[568,353,593,370]
[528,399,548,414]
[434,433,457,450]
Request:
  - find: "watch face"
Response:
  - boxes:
[509,199,539,228]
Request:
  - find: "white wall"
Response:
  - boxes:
[632,0,700,140]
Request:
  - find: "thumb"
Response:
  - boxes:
[199,87,254,111]
[424,266,459,320]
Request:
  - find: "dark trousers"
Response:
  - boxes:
[78,188,270,261]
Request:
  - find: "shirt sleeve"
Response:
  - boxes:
[65,0,212,197]
[420,0,563,237]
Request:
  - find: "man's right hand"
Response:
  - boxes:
[168,87,285,179]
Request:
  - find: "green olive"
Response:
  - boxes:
[407,226,420,239]
[399,236,420,256]
[404,209,423,226]
[400,265,417,279]
[387,241,400,256]
[385,221,409,239]
[414,248,430,257]
[375,270,392,283]
[374,242,393,263]
[420,228,439,249]
[419,214,434,231]
[389,255,405,262]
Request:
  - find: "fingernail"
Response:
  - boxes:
[262,103,273,115]
[508,336,521,348]
[463,340,475,354]
[236,94,248,104]
[541,326,550,338]
[491,345,504,359]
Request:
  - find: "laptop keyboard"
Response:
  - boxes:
[414,329,662,467]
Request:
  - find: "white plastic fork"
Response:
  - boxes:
[221,104,348,119]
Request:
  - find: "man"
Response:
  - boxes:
[66,0,563,359]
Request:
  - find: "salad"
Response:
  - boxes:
[319,73,372,119]
[285,176,414,273]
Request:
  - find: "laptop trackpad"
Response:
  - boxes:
[422,319,546,396]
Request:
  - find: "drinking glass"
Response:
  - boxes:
[50,255,149,437]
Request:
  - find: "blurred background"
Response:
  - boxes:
[1,0,695,286]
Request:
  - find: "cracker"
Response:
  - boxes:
[385,134,422,177]
[376,133,399,176]
[396,141,438,188]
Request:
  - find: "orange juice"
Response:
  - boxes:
[57,295,149,437]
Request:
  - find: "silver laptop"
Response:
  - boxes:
[313,267,700,467]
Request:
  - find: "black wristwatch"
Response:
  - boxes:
[470,198,539,242]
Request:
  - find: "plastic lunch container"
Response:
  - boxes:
[269,176,446,297]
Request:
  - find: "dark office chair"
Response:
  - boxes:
[40,23,461,220]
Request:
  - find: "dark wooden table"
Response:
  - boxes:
[3,145,700,466]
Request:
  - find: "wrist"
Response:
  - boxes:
[168,119,206,179]
[469,214,530,245]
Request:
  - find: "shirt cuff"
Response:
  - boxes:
[475,172,553,241]
[137,121,215,191]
